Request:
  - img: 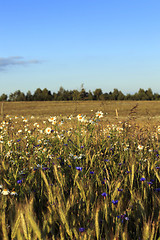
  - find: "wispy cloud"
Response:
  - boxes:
[0,56,41,71]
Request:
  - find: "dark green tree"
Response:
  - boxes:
[26,91,33,101]
[33,88,43,101]
[41,88,52,101]
[93,88,103,100]
[0,93,7,101]
[145,88,154,100]
[9,90,26,101]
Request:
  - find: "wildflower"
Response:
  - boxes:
[17,179,23,184]
[96,111,103,118]
[48,116,56,122]
[140,177,145,182]
[117,188,123,192]
[138,145,144,150]
[112,200,118,205]
[90,171,94,174]
[23,118,28,123]
[155,188,160,192]
[8,140,13,146]
[1,189,10,195]
[10,191,18,196]
[147,182,153,186]
[45,127,52,134]
[77,114,86,122]
[42,167,48,171]
[76,167,83,171]
[101,192,107,197]
[79,227,85,232]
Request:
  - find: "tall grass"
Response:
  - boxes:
[0,113,159,239]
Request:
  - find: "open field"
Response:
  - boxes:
[1,100,160,119]
[0,101,160,239]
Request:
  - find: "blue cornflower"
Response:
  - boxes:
[117,188,123,192]
[140,177,145,181]
[101,192,107,197]
[147,181,153,186]
[79,228,85,232]
[17,179,23,184]
[42,167,48,171]
[155,188,160,192]
[104,159,109,162]
[76,167,83,171]
[90,171,94,174]
[112,200,118,205]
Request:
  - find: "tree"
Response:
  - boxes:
[0,93,7,101]
[33,88,43,101]
[145,88,153,100]
[41,88,52,101]
[72,90,81,101]
[26,91,33,101]
[112,89,119,100]
[9,90,26,101]
[93,88,103,100]
[137,88,147,100]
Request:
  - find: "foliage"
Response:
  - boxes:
[1,87,160,101]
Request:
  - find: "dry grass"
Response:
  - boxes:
[1,101,160,125]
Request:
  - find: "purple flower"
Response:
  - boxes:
[140,177,145,182]
[147,181,153,186]
[42,167,48,171]
[104,159,109,162]
[117,188,123,192]
[156,167,160,169]
[79,227,85,232]
[155,188,160,192]
[90,171,94,174]
[17,179,23,184]
[112,200,118,205]
[76,167,83,171]
[101,192,107,197]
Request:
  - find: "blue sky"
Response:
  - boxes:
[0,0,160,95]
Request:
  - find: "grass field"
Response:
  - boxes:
[2,100,160,118]
[0,101,160,239]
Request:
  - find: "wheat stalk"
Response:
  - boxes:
[95,206,100,240]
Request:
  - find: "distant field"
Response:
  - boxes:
[1,101,160,124]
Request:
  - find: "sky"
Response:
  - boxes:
[0,0,160,96]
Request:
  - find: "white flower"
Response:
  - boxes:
[23,118,28,123]
[8,140,12,146]
[96,111,103,118]
[77,114,86,122]
[10,191,18,196]
[45,127,52,134]
[138,145,144,150]
[1,189,10,195]
[48,116,56,122]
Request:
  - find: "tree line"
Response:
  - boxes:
[0,87,160,101]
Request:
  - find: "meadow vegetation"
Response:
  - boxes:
[0,101,160,239]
